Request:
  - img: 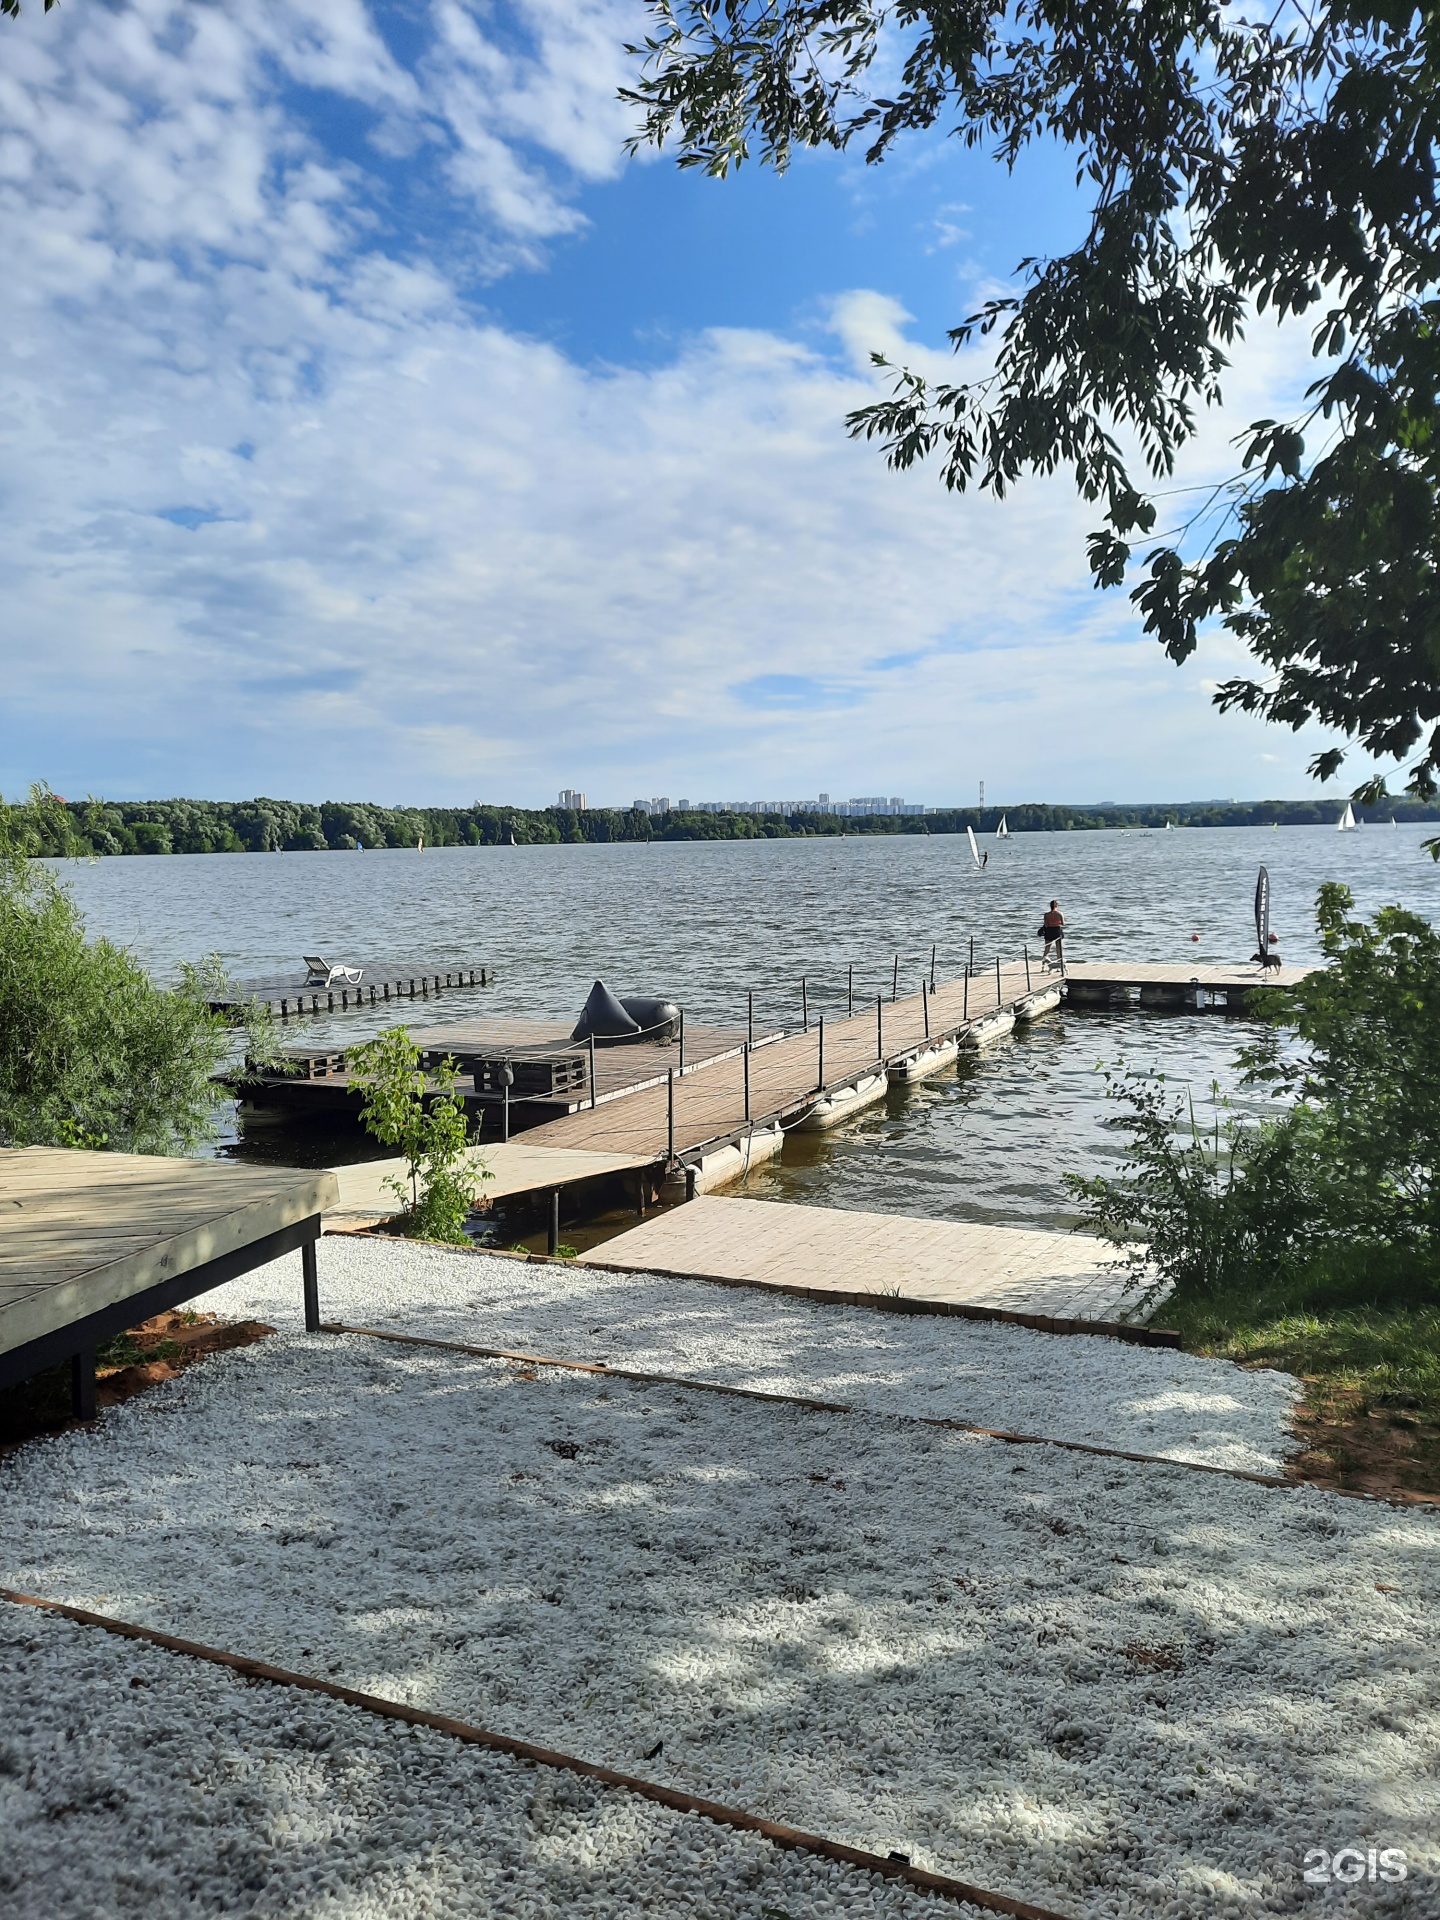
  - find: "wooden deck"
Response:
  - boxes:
[581,1195,1170,1338]
[524,961,1039,1162]
[324,1143,651,1230]
[238,1017,764,1123]
[1064,961,1309,997]
[210,961,490,1018]
[0,1148,337,1413]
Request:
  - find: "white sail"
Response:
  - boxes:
[966,825,981,867]
[996,814,1009,838]
[1338,802,1356,831]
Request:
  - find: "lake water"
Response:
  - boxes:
[51,823,1440,1231]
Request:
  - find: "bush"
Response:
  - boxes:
[1068,884,1440,1312]
[0,836,259,1152]
[347,1027,489,1242]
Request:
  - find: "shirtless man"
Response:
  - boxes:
[1040,900,1065,970]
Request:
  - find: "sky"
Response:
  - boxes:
[0,0,1367,809]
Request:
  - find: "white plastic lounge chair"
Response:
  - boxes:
[303,955,364,987]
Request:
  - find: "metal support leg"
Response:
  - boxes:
[71,1348,96,1421]
[548,1190,560,1255]
[302,1237,320,1333]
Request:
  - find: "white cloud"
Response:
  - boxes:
[0,0,1366,807]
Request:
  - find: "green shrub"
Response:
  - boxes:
[0,834,268,1153]
[1068,884,1440,1313]
[347,1027,489,1243]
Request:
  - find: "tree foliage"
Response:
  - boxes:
[0,838,247,1153]
[347,1028,488,1244]
[1069,884,1440,1306]
[625,0,1440,794]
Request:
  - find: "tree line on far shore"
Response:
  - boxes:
[6,787,1439,857]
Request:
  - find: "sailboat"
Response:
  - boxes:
[1337,802,1357,832]
[995,814,1009,839]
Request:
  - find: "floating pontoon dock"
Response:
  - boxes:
[209,961,491,1019]
[1063,961,1308,1008]
[233,1016,771,1125]
[0,1148,337,1417]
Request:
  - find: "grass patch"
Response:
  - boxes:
[1163,1281,1440,1498]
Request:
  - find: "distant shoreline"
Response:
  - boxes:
[10,792,1440,857]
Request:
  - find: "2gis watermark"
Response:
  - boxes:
[1304,1846,1408,1886]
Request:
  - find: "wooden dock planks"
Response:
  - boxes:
[324,1143,651,1230]
[0,1148,337,1404]
[525,961,1037,1162]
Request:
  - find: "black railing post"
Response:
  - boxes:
[930,944,936,989]
[743,1043,751,1122]
[589,1034,597,1109]
[876,995,883,1061]
[679,1008,686,1074]
[548,1190,560,1255]
[963,972,969,1022]
[848,963,854,1016]
[1024,948,1031,990]
[923,983,930,1038]
[892,953,899,1001]
[667,1068,675,1164]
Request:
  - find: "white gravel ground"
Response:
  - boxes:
[200,1236,1302,1473]
[0,1606,972,1920]
[2,1324,1436,1917]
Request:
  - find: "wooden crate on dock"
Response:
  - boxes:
[456,1052,589,1100]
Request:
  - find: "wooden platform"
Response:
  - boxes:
[1064,961,1309,999]
[0,1148,337,1414]
[210,961,490,1019]
[525,961,1039,1163]
[237,1017,763,1124]
[324,1143,651,1230]
[581,1195,1168,1337]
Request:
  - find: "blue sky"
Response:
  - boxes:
[0,0,1356,808]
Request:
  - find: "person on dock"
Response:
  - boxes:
[1040,900,1065,970]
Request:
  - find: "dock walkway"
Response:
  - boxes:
[526,960,1042,1165]
[581,1195,1169,1338]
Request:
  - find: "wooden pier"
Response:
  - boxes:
[210,961,491,1020]
[1063,960,1309,1009]
[0,1148,337,1416]
[324,1142,651,1231]
[233,1016,773,1126]
[522,959,1045,1168]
